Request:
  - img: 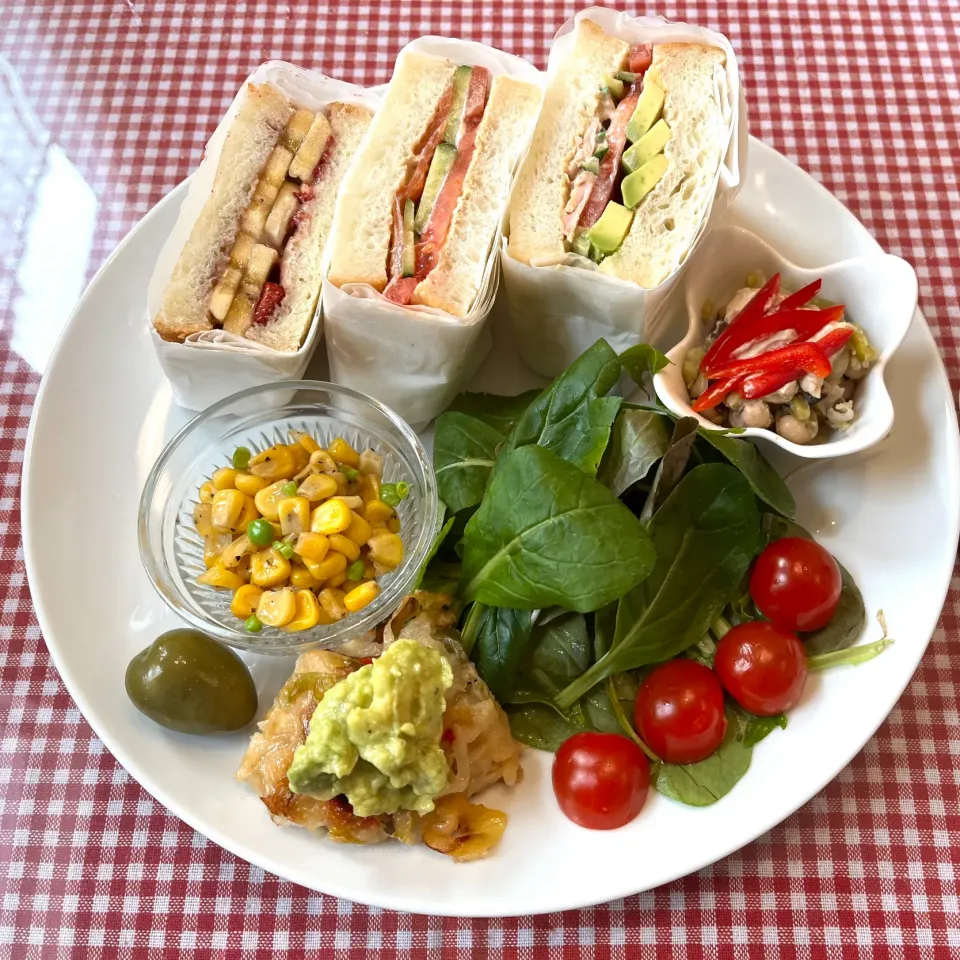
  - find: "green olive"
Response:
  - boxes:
[125,629,258,735]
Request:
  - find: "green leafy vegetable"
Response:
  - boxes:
[461,446,656,613]
[639,417,699,520]
[556,464,760,708]
[447,389,542,435]
[654,705,752,806]
[433,412,504,515]
[598,408,671,496]
[472,606,534,700]
[497,339,622,477]
[807,637,892,671]
[762,515,866,653]
[620,343,670,395]
[506,703,581,751]
[414,507,455,590]
[699,430,797,518]
[743,713,787,747]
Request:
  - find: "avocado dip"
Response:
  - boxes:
[286,639,453,817]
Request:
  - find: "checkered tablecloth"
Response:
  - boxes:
[2,0,959,955]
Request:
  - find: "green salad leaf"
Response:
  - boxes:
[461,446,656,613]
[496,339,622,477]
[639,417,699,520]
[447,389,542,435]
[620,343,670,394]
[556,464,760,708]
[433,412,504,515]
[472,605,534,700]
[743,713,787,747]
[598,408,671,496]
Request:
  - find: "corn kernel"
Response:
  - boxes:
[257,587,297,627]
[290,566,322,589]
[251,547,292,588]
[235,472,269,496]
[293,532,330,562]
[359,472,381,504]
[283,589,322,632]
[211,489,245,532]
[318,588,348,621]
[340,579,363,594]
[231,584,263,619]
[237,494,259,529]
[199,481,217,503]
[235,553,252,580]
[221,534,252,568]
[307,449,337,473]
[328,437,360,468]
[359,449,383,476]
[193,502,214,537]
[204,532,233,568]
[328,533,360,562]
[363,500,394,526]
[278,496,310,536]
[310,498,352,535]
[298,434,320,455]
[324,570,348,589]
[212,467,238,490]
[344,581,380,612]
[254,480,290,521]
[387,517,401,534]
[304,551,347,582]
[344,511,373,547]
[363,560,376,580]
[331,471,349,495]
[197,563,245,590]
[368,532,404,570]
[297,473,339,502]
[249,444,296,482]
[287,442,310,474]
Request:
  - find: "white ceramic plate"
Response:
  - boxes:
[22,139,960,917]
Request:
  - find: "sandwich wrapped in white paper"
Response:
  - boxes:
[503,8,747,377]
[147,62,379,411]
[322,38,543,427]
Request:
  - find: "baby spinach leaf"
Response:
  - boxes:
[556,465,760,708]
[699,430,796,518]
[654,705,752,806]
[434,412,504,515]
[761,515,867,654]
[807,636,892,671]
[446,388,542,434]
[639,417,699,520]
[743,713,787,747]
[620,343,670,396]
[472,606,534,701]
[598,408,672,496]
[506,703,581,752]
[461,446,656,613]
[497,339,622,477]
[414,503,455,590]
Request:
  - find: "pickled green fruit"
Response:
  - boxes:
[125,629,258,735]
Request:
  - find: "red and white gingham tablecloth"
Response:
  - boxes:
[1,1,959,956]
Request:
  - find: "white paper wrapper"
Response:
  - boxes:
[322,38,543,429]
[501,7,748,378]
[147,62,382,411]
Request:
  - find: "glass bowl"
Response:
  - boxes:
[138,381,438,655]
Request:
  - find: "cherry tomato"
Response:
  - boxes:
[714,621,808,716]
[750,537,842,632]
[634,660,727,765]
[552,732,650,830]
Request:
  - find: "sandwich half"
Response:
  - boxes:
[327,53,541,318]
[154,84,372,351]
[508,20,730,289]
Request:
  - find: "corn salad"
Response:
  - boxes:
[193,432,408,633]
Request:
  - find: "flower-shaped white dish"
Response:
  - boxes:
[654,224,918,458]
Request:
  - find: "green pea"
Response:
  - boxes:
[380,483,400,507]
[281,481,298,497]
[245,615,263,633]
[347,559,365,580]
[343,467,359,481]
[232,446,251,470]
[247,518,274,547]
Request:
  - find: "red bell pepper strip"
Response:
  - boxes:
[692,376,744,412]
[721,304,846,362]
[741,368,804,400]
[774,279,822,312]
[707,341,832,381]
[628,44,653,74]
[701,274,781,374]
[811,325,854,357]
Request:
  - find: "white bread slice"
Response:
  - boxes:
[507,20,628,264]
[153,83,294,341]
[600,43,727,288]
[413,76,542,318]
[327,54,457,291]
[246,102,373,351]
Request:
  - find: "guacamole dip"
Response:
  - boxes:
[286,639,454,817]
